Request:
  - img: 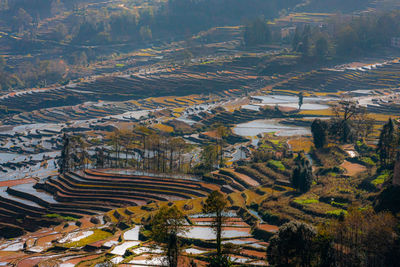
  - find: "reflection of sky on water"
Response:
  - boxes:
[233,119,311,137]
[180,226,250,240]
[251,95,330,110]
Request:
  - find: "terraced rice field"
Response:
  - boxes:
[275,60,400,93]
[0,56,266,124]
[0,169,236,237]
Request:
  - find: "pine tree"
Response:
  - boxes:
[58,134,70,174]
[311,119,328,149]
[291,153,313,192]
[203,191,228,258]
[377,118,398,168]
[298,92,304,110]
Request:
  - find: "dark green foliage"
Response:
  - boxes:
[267,221,317,267]
[298,92,304,110]
[244,18,271,47]
[252,149,274,163]
[374,185,400,214]
[207,255,234,267]
[292,11,400,61]
[313,35,329,61]
[291,153,313,192]
[311,119,328,149]
[377,118,398,168]
[58,134,70,174]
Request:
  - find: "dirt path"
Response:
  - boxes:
[340,160,367,176]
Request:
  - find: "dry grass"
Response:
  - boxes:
[152,124,174,132]
[299,109,333,116]
[340,160,367,177]
[288,137,313,152]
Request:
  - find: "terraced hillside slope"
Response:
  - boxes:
[0,57,266,122]
[0,169,244,238]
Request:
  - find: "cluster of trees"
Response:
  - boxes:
[268,208,400,267]
[66,0,300,46]
[0,56,21,91]
[243,18,271,47]
[377,118,399,169]
[310,102,399,172]
[311,99,375,148]
[147,195,399,266]
[292,24,330,62]
[148,190,229,267]
[59,128,192,174]
[292,11,400,61]
[58,134,89,173]
[2,0,302,46]
[0,56,67,91]
[196,126,230,173]
[0,0,303,91]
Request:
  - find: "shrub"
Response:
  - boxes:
[371,170,390,187]
[293,198,319,205]
[268,160,286,171]
[360,157,375,167]
[44,213,78,221]
[326,209,347,218]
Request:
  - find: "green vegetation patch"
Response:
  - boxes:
[330,201,347,208]
[64,229,112,248]
[371,171,390,187]
[293,198,319,205]
[44,213,79,221]
[267,160,286,171]
[360,157,375,167]
[326,209,348,217]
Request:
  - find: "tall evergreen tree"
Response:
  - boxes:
[298,92,304,110]
[95,148,105,169]
[58,133,70,174]
[292,26,301,51]
[311,119,328,149]
[291,153,313,192]
[203,191,228,259]
[377,118,398,168]
[244,17,271,47]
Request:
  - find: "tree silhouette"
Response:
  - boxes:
[149,205,187,267]
[268,221,317,267]
[311,119,328,149]
[377,118,398,168]
[291,153,313,193]
[203,191,228,258]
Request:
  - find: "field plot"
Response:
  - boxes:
[0,56,266,124]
